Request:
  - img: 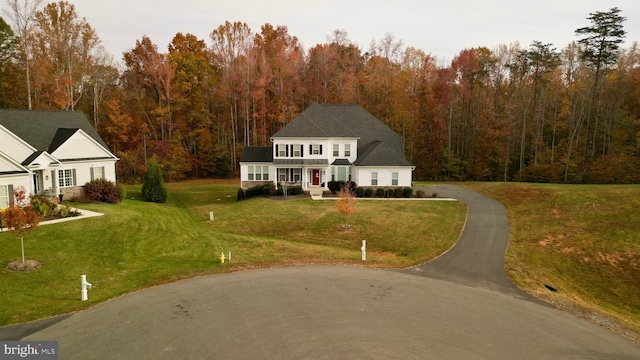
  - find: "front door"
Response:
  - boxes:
[312,169,320,186]
[32,172,41,194]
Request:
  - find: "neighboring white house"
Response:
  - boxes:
[239,104,415,190]
[0,109,118,208]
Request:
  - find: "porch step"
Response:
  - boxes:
[310,189,323,200]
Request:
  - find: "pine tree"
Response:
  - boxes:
[142,158,168,203]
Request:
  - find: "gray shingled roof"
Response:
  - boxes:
[0,109,111,152]
[273,104,413,167]
[240,147,273,162]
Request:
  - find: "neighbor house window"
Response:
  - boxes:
[333,144,339,157]
[392,172,398,186]
[58,169,76,187]
[0,185,12,209]
[344,144,351,157]
[371,172,378,186]
[90,166,104,181]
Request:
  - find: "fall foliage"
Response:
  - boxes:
[1,4,638,184]
[336,185,357,229]
[2,186,43,263]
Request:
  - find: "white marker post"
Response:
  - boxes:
[228,251,231,263]
[81,275,92,301]
[209,211,214,221]
[361,240,366,261]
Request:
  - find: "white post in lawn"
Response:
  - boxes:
[228,251,231,263]
[361,240,366,261]
[81,275,92,301]
[209,211,214,221]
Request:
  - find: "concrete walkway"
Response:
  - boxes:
[3,186,639,358]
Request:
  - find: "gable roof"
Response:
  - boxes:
[0,109,111,153]
[273,104,412,167]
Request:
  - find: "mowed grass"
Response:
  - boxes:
[464,182,640,331]
[0,179,466,326]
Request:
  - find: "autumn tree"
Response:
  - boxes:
[575,7,626,180]
[2,186,43,264]
[30,1,100,110]
[3,0,42,109]
[335,184,357,229]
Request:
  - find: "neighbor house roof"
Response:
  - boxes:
[0,109,110,152]
[273,104,412,167]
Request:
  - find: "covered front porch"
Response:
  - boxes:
[273,159,329,191]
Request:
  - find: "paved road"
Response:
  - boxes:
[5,185,639,358]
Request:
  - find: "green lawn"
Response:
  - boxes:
[464,182,640,332]
[0,179,466,326]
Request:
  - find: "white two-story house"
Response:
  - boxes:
[0,109,118,208]
[239,104,414,191]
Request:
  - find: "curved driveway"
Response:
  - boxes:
[9,185,640,358]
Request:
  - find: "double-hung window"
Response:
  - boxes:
[293,144,302,157]
[58,169,76,188]
[248,166,269,181]
[344,144,351,157]
[0,185,12,209]
[91,166,104,181]
[333,144,339,157]
[278,145,286,157]
[311,144,321,155]
[371,172,378,186]
[392,172,399,186]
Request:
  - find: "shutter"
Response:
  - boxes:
[319,145,323,155]
[90,167,94,181]
[101,167,105,180]
[309,144,312,154]
[300,145,303,158]
[51,170,56,188]
[72,169,77,186]
[286,144,289,157]
[8,185,14,206]
[275,144,279,157]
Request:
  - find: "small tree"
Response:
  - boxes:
[335,184,357,229]
[142,158,168,203]
[3,186,43,263]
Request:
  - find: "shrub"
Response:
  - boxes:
[276,187,284,196]
[244,185,267,199]
[376,188,385,197]
[288,186,303,195]
[355,187,365,198]
[416,189,426,198]
[142,158,168,203]
[328,181,344,193]
[432,193,438,198]
[237,188,246,201]
[85,178,121,204]
[403,187,413,198]
[394,187,404,198]
[364,188,374,197]
[30,195,57,217]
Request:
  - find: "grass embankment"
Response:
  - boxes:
[0,179,465,326]
[465,182,640,333]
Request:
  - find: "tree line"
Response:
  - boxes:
[1,1,638,184]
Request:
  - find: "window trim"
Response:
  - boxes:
[58,169,77,188]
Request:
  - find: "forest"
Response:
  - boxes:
[1,1,638,184]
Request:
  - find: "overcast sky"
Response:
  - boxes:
[6,0,640,64]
